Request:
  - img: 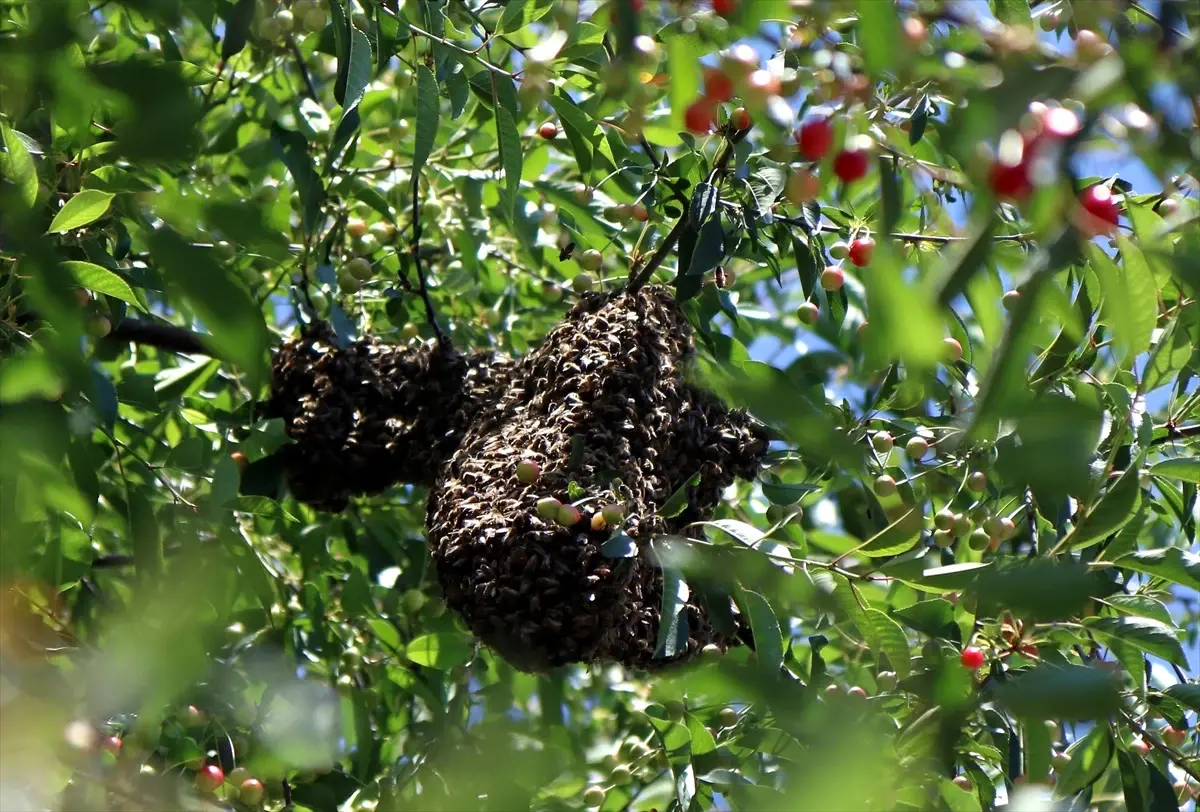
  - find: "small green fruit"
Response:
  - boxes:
[952,514,973,536]
[273,9,294,34]
[421,199,443,219]
[870,431,894,453]
[393,68,414,89]
[968,528,991,551]
[610,764,632,785]
[239,777,265,804]
[876,670,897,691]
[829,240,850,259]
[934,510,955,531]
[572,273,595,294]
[536,497,562,520]
[966,471,987,492]
[933,529,955,548]
[718,707,738,727]
[516,459,540,484]
[796,301,819,325]
[579,249,603,271]
[874,474,897,497]
[338,272,362,293]
[664,700,686,721]
[401,322,420,340]
[905,436,929,458]
[346,258,373,281]
[583,786,606,809]
[88,316,112,337]
[401,589,426,614]
[302,7,327,34]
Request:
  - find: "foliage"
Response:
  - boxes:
[1,0,1199,810]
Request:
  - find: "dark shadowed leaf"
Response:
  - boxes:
[994,664,1122,720]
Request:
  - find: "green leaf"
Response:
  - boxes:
[1117,748,1150,812]
[495,106,522,221]
[856,0,901,79]
[62,262,140,309]
[1149,457,1200,483]
[412,65,440,179]
[688,218,726,278]
[547,93,594,177]
[655,568,690,660]
[882,561,991,593]
[660,472,700,519]
[994,663,1123,721]
[1055,725,1114,796]
[497,0,556,33]
[891,599,955,638]
[938,777,982,812]
[324,25,373,173]
[47,190,114,233]
[1163,683,1200,712]
[992,0,1033,25]
[0,123,38,209]
[863,240,943,369]
[1110,548,1200,590]
[221,0,256,59]
[933,215,997,308]
[737,588,783,677]
[368,618,401,650]
[1088,239,1156,360]
[1058,466,1142,552]
[862,608,911,678]
[148,228,269,389]
[405,633,473,669]
[271,124,325,236]
[857,507,923,558]
[1084,616,1189,666]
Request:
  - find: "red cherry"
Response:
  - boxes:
[539,121,558,140]
[730,106,752,131]
[796,118,833,161]
[989,158,1032,200]
[631,0,644,11]
[100,736,122,757]
[833,148,870,182]
[196,764,225,793]
[961,646,985,670]
[712,0,736,16]
[703,68,734,103]
[847,237,874,267]
[684,98,717,134]
[1079,184,1121,234]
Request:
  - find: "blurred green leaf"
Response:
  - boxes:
[856,0,901,79]
[994,663,1122,721]
[1110,548,1200,589]
[1149,457,1200,483]
[737,589,783,677]
[406,633,473,669]
[148,228,269,389]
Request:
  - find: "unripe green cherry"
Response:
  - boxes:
[933,529,955,548]
[797,301,819,324]
[934,510,955,531]
[829,240,850,259]
[966,471,987,492]
[516,459,540,484]
[601,504,625,525]
[968,528,991,551]
[421,199,443,219]
[870,431,894,453]
[401,322,420,340]
[346,258,373,281]
[905,436,929,458]
[874,474,897,497]
[579,249,603,271]
[536,497,562,519]
[952,514,973,536]
[583,786,606,809]
[876,670,897,691]
[393,69,415,89]
[572,273,595,294]
[557,505,582,527]
[718,707,738,727]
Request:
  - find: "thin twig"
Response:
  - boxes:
[1149,423,1200,446]
[287,35,319,101]
[1122,710,1200,783]
[409,174,448,346]
[383,16,515,78]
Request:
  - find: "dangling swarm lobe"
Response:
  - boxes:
[426,287,769,672]
[264,322,510,511]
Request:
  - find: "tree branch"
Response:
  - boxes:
[410,173,448,347]
[106,318,213,355]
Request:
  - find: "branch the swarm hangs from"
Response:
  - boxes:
[425,287,768,672]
